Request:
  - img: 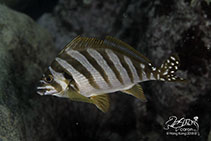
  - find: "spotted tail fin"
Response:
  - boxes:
[159,55,185,82]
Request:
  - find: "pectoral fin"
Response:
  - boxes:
[66,89,110,112]
[122,84,147,102]
[90,94,110,113]
[66,89,93,104]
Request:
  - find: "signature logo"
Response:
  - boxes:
[163,116,200,136]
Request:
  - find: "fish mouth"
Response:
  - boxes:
[37,81,58,95]
[37,90,44,95]
[36,86,58,95]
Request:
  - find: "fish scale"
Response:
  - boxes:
[66,49,109,90]
[82,49,112,87]
[37,36,186,112]
[86,48,119,88]
[105,49,131,85]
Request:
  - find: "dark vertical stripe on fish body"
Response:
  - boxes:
[51,60,79,89]
[80,51,112,87]
[131,61,143,80]
[69,80,80,92]
[153,71,158,80]
[145,66,151,79]
[46,67,63,92]
[51,60,68,73]
[99,50,124,85]
[59,52,100,89]
[51,79,63,92]
[116,53,134,83]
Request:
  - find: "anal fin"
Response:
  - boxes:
[90,94,110,113]
[122,84,147,102]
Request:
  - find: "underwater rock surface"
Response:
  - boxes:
[0,4,57,141]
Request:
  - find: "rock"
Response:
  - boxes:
[134,0,211,140]
[1,5,130,141]
[208,130,211,141]
[0,4,57,140]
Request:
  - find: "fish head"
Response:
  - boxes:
[37,67,69,97]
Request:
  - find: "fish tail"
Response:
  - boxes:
[159,54,186,82]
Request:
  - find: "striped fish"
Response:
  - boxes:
[37,36,185,112]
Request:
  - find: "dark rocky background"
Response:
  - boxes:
[0,0,210,141]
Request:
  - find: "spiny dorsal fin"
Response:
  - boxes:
[59,36,151,65]
[122,84,147,102]
[61,36,104,53]
[58,36,80,55]
[90,94,110,113]
[104,36,151,63]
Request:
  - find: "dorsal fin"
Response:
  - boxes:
[58,36,81,55]
[104,36,151,63]
[61,36,104,53]
[59,36,151,64]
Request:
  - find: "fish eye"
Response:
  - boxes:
[44,75,53,83]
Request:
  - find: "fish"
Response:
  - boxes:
[37,36,185,112]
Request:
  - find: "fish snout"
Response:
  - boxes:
[36,80,47,95]
[36,80,57,95]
